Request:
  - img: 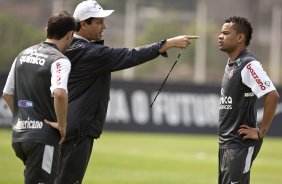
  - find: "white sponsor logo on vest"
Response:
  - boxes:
[244,92,255,97]
[13,118,43,130]
[219,88,232,109]
[246,63,266,90]
[19,48,48,66]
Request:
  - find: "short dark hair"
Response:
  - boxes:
[47,11,76,40]
[75,17,95,32]
[225,16,253,46]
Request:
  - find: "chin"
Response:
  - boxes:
[219,47,226,52]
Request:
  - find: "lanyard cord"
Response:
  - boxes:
[150,49,182,108]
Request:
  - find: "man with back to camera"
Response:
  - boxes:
[218,16,279,184]
[53,0,199,183]
[2,11,75,183]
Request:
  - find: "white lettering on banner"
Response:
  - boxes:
[151,92,219,127]
[106,89,219,128]
[151,92,181,127]
[131,90,149,125]
[106,89,130,123]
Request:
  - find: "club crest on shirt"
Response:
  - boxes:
[228,68,234,79]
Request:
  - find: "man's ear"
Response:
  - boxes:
[237,33,245,44]
[80,21,88,29]
[66,31,74,41]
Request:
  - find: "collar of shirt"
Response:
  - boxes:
[73,33,104,45]
[42,42,59,51]
[73,33,90,42]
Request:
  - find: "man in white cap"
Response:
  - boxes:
[54,1,198,183]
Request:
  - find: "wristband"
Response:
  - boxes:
[159,39,168,57]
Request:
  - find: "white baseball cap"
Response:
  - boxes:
[73,0,114,21]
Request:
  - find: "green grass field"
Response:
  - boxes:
[0,129,281,184]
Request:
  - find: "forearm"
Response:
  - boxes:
[259,90,280,137]
[53,89,68,129]
[2,93,14,113]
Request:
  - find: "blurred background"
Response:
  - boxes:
[0,0,281,84]
[0,1,281,183]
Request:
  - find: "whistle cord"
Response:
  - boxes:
[150,50,182,108]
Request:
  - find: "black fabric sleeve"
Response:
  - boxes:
[65,39,170,77]
[159,39,168,57]
[82,41,168,73]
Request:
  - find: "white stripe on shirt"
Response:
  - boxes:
[241,60,276,98]
[3,58,16,95]
[42,145,54,174]
[50,58,71,95]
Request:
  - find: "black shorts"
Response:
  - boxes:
[218,143,262,184]
[12,142,59,184]
[54,136,94,184]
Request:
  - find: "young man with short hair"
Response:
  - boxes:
[2,11,75,183]
[218,16,279,184]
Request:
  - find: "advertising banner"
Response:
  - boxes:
[1,73,281,136]
[105,80,282,136]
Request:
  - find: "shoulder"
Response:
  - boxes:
[240,51,258,63]
[18,44,39,55]
[69,38,87,49]
[66,38,110,58]
[66,38,93,56]
[235,51,259,69]
[244,60,264,75]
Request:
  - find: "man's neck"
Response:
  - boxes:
[228,47,246,62]
[45,39,62,52]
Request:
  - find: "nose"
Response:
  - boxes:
[218,34,223,39]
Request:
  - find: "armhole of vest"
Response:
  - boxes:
[240,56,255,92]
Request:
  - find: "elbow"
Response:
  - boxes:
[2,93,9,102]
[2,93,14,113]
[265,90,280,105]
[271,90,280,103]
[274,90,280,101]
[53,89,68,100]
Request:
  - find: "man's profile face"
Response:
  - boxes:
[85,18,106,41]
[218,22,239,53]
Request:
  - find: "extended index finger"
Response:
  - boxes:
[187,35,199,39]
